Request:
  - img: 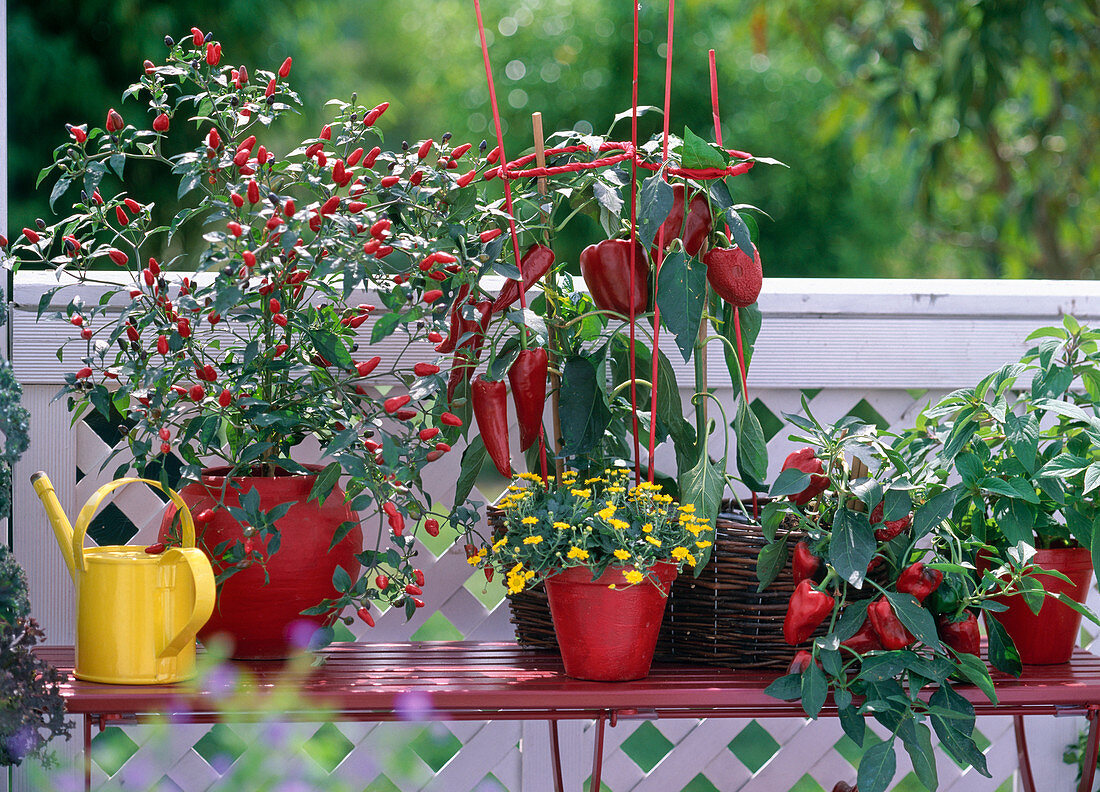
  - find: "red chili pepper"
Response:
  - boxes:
[896,562,943,604]
[424,518,440,537]
[783,579,834,645]
[787,650,820,674]
[868,598,915,650]
[189,385,206,402]
[105,108,124,133]
[508,348,548,451]
[22,228,40,244]
[207,128,221,149]
[578,239,648,316]
[247,181,260,204]
[704,245,762,308]
[446,301,492,403]
[472,376,511,477]
[218,389,232,407]
[441,412,462,427]
[792,541,821,587]
[413,363,440,377]
[451,143,473,160]
[354,356,381,377]
[840,617,883,655]
[75,367,93,379]
[492,244,555,314]
[356,607,375,627]
[153,113,170,132]
[144,543,167,555]
[780,448,829,506]
[435,285,472,353]
[157,335,169,355]
[413,569,425,586]
[206,43,220,65]
[938,612,980,656]
[384,394,410,413]
[108,249,129,267]
[656,184,712,258]
[364,102,389,127]
[278,56,292,78]
[456,170,476,188]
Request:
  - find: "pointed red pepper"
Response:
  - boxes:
[446,301,492,403]
[491,244,555,314]
[472,376,511,477]
[579,239,648,316]
[508,348,548,451]
[783,579,835,645]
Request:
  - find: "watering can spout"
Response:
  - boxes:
[31,471,76,580]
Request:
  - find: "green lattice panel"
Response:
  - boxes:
[729,719,781,773]
[408,725,463,772]
[192,723,248,774]
[620,720,675,773]
[302,722,354,773]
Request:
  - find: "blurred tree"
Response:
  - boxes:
[776,0,1100,278]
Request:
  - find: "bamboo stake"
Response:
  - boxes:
[533,112,565,479]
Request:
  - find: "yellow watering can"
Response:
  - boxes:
[32,472,215,684]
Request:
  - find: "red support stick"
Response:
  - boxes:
[628,0,642,485]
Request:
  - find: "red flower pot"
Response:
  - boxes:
[159,466,361,659]
[981,547,1093,665]
[544,563,677,681]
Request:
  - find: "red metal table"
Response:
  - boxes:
[40,642,1100,792]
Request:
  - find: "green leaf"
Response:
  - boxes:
[735,399,768,487]
[929,714,989,777]
[331,564,351,593]
[49,177,73,211]
[770,467,811,498]
[857,739,896,792]
[755,538,787,592]
[678,424,726,569]
[883,489,912,522]
[942,418,979,461]
[328,520,357,553]
[760,500,784,543]
[883,591,942,652]
[801,660,828,718]
[109,153,126,180]
[1084,463,1100,495]
[984,614,1022,677]
[636,173,675,250]
[656,250,708,361]
[829,508,876,587]
[1055,592,1100,628]
[308,462,343,505]
[901,722,938,792]
[681,126,729,171]
[763,672,802,701]
[724,207,754,259]
[558,356,612,457]
[838,703,866,747]
[830,600,870,643]
[452,435,487,509]
[370,311,401,343]
[911,488,958,541]
[309,329,354,370]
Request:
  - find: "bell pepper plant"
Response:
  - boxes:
[756,404,1056,792]
[5,28,511,630]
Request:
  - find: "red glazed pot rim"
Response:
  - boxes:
[547,561,678,587]
[978,545,1093,576]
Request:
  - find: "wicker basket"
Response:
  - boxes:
[497,501,805,668]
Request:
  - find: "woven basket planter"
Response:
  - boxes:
[495,500,807,668]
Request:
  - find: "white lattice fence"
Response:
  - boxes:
[14,277,1100,791]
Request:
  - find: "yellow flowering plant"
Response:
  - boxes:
[484,469,714,595]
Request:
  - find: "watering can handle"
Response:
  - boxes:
[157,547,215,661]
[72,477,196,573]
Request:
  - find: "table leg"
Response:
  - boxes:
[1013,715,1037,792]
[590,712,607,792]
[547,720,565,792]
[1079,706,1100,792]
[83,714,92,792]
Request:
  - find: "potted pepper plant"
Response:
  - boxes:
[758,407,1039,792]
[900,314,1100,664]
[8,28,488,658]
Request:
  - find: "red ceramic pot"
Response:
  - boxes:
[159,466,361,659]
[981,547,1093,665]
[544,563,677,681]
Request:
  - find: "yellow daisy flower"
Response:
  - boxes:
[645,536,662,547]
[624,569,644,585]
[613,549,631,560]
[696,540,712,549]
[523,535,543,545]
[567,547,590,561]
[521,516,539,525]
[671,546,690,560]
[553,522,571,531]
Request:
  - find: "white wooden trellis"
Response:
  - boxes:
[10,276,1100,792]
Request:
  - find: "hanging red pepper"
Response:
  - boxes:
[869,502,913,542]
[491,244,555,314]
[472,376,511,477]
[446,300,492,403]
[780,448,829,506]
[508,348,548,451]
[867,598,914,650]
[783,579,835,645]
[937,612,980,656]
[840,618,882,655]
[896,562,943,603]
[579,239,648,316]
[435,285,472,354]
[655,184,712,258]
[703,245,762,308]
[792,541,822,587]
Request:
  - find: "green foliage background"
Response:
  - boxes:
[9,0,1099,279]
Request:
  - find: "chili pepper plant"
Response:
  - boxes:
[757,407,1040,792]
[7,28,500,626]
[442,120,777,578]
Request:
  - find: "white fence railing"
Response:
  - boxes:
[12,277,1100,792]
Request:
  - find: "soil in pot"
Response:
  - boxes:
[159,466,362,659]
[981,547,1093,665]
[544,562,677,682]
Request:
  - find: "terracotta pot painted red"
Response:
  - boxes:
[544,563,677,681]
[159,466,361,659]
[981,547,1093,665]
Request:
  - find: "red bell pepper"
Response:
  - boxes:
[896,562,943,603]
[783,579,835,645]
[655,184,712,258]
[508,348,548,451]
[867,598,914,650]
[869,502,913,541]
[937,612,980,656]
[780,448,829,506]
[703,245,762,308]
[472,376,511,477]
[787,650,820,674]
[492,244,555,314]
[446,300,492,403]
[840,617,882,655]
[792,541,822,587]
[579,239,648,316]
